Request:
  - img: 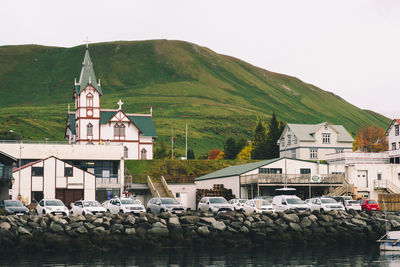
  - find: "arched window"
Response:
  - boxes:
[141,148,147,160]
[87,123,93,136]
[124,146,128,158]
[114,124,119,137]
[86,93,93,107]
[120,124,125,137]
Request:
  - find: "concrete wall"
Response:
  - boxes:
[168,183,197,210]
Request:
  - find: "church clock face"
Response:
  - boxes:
[87,109,93,117]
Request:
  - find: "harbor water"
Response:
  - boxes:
[1,245,399,266]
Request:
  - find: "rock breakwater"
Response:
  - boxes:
[0,210,394,252]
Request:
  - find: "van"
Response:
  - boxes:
[272,195,309,212]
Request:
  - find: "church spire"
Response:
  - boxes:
[74,46,103,95]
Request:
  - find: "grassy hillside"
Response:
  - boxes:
[0,40,390,155]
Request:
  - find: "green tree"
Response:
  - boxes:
[224,137,246,159]
[187,148,195,159]
[265,112,286,159]
[251,118,268,159]
[154,140,170,159]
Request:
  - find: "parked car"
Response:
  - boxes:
[359,199,380,212]
[198,196,234,212]
[36,199,69,216]
[325,196,353,205]
[105,198,145,214]
[308,197,345,212]
[146,197,185,214]
[243,199,274,214]
[70,200,106,215]
[229,198,247,211]
[0,200,29,215]
[344,200,362,211]
[272,195,309,212]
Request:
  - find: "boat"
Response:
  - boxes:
[378,231,400,251]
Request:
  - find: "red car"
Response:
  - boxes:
[359,199,380,211]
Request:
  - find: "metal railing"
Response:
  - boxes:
[374,180,400,194]
[240,173,345,185]
[96,177,119,184]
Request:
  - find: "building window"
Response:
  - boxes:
[291,149,296,159]
[324,124,328,130]
[64,167,73,177]
[86,93,93,107]
[287,135,291,145]
[293,136,297,144]
[398,173,400,180]
[396,125,399,136]
[87,123,93,137]
[336,149,344,153]
[281,138,285,148]
[175,192,180,198]
[259,168,282,174]
[114,124,119,137]
[300,168,311,174]
[322,133,331,144]
[377,173,382,180]
[124,146,128,158]
[32,167,44,176]
[310,149,318,159]
[141,148,147,160]
[393,143,397,151]
[120,124,125,137]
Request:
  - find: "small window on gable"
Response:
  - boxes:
[32,167,43,176]
[141,148,147,160]
[393,143,397,151]
[322,133,331,144]
[87,123,93,136]
[293,135,297,144]
[287,135,291,145]
[396,125,399,136]
[114,124,119,137]
[64,167,73,177]
[86,93,93,107]
[120,124,125,137]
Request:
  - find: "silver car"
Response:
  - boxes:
[146,197,185,214]
[198,197,234,212]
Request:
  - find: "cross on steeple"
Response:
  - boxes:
[117,99,124,110]
[83,37,91,48]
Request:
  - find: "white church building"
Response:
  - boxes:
[65,47,157,160]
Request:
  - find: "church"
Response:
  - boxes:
[65,46,157,160]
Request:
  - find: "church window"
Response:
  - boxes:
[87,123,93,136]
[120,124,125,137]
[114,124,119,137]
[141,148,147,160]
[124,147,128,158]
[86,93,93,107]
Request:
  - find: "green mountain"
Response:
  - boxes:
[0,40,390,155]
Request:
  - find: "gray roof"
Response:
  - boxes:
[195,158,280,181]
[75,49,103,95]
[284,122,354,143]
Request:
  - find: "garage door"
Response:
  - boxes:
[56,189,84,207]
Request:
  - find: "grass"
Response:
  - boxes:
[0,40,391,155]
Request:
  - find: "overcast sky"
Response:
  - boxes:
[1,0,399,119]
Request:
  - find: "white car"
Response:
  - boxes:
[36,199,69,216]
[105,198,145,214]
[272,195,309,212]
[198,197,234,212]
[308,197,345,212]
[70,200,106,215]
[229,198,247,211]
[344,200,362,211]
[243,199,275,214]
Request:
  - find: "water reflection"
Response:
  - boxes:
[0,245,396,266]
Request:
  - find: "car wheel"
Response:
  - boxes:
[160,209,165,213]
[119,210,124,214]
[107,209,110,213]
[82,211,85,216]
[209,208,212,212]
[362,208,366,212]
[146,208,151,213]
[70,210,73,214]
[320,208,324,213]
[42,210,46,215]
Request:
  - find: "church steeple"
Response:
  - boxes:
[74,47,103,96]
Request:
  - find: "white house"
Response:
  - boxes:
[64,47,157,160]
[195,158,340,200]
[279,122,354,161]
[386,119,400,164]
[12,156,96,205]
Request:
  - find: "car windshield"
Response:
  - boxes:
[286,198,304,204]
[83,201,101,207]
[321,199,337,204]
[46,200,64,206]
[4,200,24,207]
[121,199,139,205]
[261,200,271,206]
[210,198,227,204]
[348,201,359,204]
[367,200,377,204]
[239,199,247,204]
[161,198,179,204]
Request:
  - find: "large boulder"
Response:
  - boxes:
[168,216,181,227]
[289,222,302,232]
[197,226,210,236]
[282,213,299,223]
[212,221,226,231]
[147,226,169,237]
[75,226,88,234]
[0,222,11,231]
[49,222,64,233]
[125,228,136,235]
[180,216,200,224]
[17,226,32,236]
[200,217,217,225]
[351,218,367,226]
[110,223,124,233]
[93,218,103,227]
[299,217,312,228]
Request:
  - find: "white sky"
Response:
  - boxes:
[1,0,399,119]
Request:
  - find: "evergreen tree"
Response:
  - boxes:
[251,118,268,159]
[154,140,169,159]
[187,148,195,159]
[265,112,286,159]
[223,137,245,159]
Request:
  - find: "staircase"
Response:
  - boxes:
[326,179,355,196]
[374,180,400,194]
[147,176,174,198]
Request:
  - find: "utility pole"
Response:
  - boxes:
[185,124,188,160]
[171,127,174,160]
